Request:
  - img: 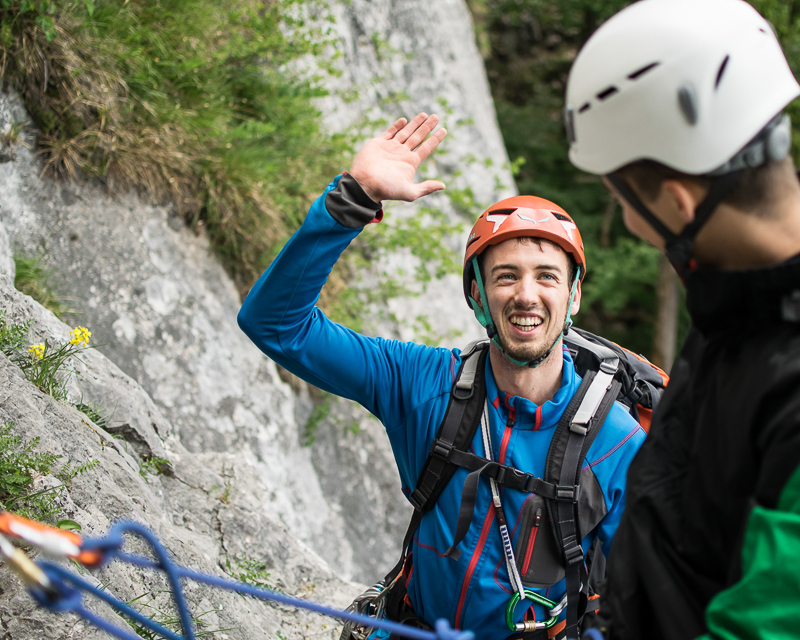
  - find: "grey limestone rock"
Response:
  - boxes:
[0,277,362,639]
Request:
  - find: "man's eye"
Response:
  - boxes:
[540,273,557,281]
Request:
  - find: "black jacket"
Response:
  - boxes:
[598,254,800,640]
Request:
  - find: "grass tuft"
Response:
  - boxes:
[13,254,72,319]
[0,0,348,294]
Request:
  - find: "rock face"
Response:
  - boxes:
[0,3,513,624]
[0,265,362,639]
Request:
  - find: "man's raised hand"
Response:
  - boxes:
[349,113,447,203]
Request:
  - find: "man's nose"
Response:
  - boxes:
[514,276,540,307]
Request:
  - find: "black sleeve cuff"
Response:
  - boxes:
[325,173,383,229]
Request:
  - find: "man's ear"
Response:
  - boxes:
[660,179,707,227]
[570,279,582,316]
[470,279,484,310]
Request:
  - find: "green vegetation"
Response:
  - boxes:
[0,120,29,147]
[0,310,29,356]
[0,0,347,293]
[14,325,94,402]
[139,456,172,481]
[468,0,800,358]
[225,553,279,592]
[13,254,71,319]
[0,422,97,523]
[303,393,332,446]
[74,400,114,429]
[126,590,231,639]
[0,0,472,340]
[0,312,115,433]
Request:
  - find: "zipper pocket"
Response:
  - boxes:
[515,495,565,589]
[520,507,542,575]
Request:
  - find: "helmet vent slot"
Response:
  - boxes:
[488,208,515,216]
[578,103,591,114]
[678,85,699,125]
[715,55,730,89]
[627,62,660,80]
[551,212,572,222]
[596,86,619,100]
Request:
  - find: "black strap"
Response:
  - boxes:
[557,376,621,639]
[606,173,676,243]
[407,341,489,513]
[434,448,565,498]
[445,461,491,560]
[606,170,742,277]
[385,341,489,584]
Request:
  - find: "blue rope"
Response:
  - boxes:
[26,521,474,640]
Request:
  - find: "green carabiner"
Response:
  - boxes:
[505,589,560,631]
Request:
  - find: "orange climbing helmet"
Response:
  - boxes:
[462,195,587,305]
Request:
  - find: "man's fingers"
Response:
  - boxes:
[395,112,429,144]
[415,127,447,161]
[412,180,446,200]
[406,114,439,150]
[383,117,408,139]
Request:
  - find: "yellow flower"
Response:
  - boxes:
[28,344,45,360]
[70,326,91,346]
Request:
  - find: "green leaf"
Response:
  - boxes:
[84,0,94,17]
[57,519,81,531]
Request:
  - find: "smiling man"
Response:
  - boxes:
[238,114,645,639]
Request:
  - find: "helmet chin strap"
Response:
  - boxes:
[469,256,580,369]
[606,172,742,278]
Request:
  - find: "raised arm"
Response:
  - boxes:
[237,114,450,431]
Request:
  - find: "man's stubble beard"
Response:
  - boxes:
[495,303,567,365]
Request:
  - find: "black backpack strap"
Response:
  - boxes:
[546,353,621,639]
[384,339,490,584]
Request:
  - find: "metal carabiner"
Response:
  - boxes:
[505,588,560,632]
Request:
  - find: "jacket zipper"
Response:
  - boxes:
[521,507,542,576]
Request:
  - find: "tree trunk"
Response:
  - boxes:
[652,254,679,373]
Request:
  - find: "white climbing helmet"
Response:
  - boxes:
[565,0,800,176]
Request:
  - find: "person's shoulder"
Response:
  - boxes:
[598,402,647,446]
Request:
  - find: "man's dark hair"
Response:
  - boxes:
[617,156,796,213]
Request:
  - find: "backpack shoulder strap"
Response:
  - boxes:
[545,342,622,639]
[408,339,490,512]
[384,339,489,584]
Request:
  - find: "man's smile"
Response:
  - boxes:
[508,314,544,333]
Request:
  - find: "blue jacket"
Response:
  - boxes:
[238,175,646,639]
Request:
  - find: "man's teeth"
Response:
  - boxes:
[511,317,542,329]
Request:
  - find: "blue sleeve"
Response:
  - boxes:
[237,175,454,436]
[588,404,647,559]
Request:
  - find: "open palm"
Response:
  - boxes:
[350,113,447,203]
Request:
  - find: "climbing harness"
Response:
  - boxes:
[344,327,667,640]
[0,511,473,640]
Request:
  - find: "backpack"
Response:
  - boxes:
[340,328,668,640]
